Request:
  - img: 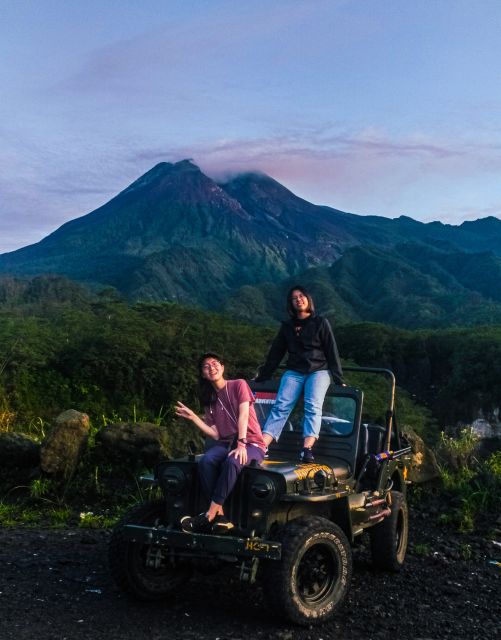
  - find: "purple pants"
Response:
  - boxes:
[198,442,265,506]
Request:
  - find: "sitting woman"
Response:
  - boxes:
[175,352,266,534]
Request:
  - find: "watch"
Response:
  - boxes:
[238,438,248,445]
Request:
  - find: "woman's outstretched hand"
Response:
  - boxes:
[175,401,196,422]
[175,402,219,440]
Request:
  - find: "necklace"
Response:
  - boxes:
[213,382,238,425]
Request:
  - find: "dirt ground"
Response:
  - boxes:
[0,507,499,640]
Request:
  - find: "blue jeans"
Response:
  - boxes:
[263,369,332,442]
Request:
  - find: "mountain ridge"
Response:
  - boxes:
[1,159,500,328]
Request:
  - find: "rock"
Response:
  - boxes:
[471,418,498,438]
[0,432,40,468]
[96,422,169,467]
[40,410,90,479]
[402,426,441,483]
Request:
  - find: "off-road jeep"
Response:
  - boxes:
[109,367,411,625]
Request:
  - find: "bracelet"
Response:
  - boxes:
[237,440,247,447]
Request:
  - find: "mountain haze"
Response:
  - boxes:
[1,159,501,327]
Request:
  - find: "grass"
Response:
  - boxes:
[436,429,501,533]
[27,416,47,442]
[412,543,431,557]
[79,510,121,529]
[0,498,128,529]
[50,506,73,527]
[100,404,168,427]
[0,453,163,529]
[439,427,479,470]
[0,502,43,527]
[485,450,501,476]
[30,478,52,499]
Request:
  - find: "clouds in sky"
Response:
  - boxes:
[1,1,501,252]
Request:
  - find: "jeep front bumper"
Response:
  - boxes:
[123,525,282,560]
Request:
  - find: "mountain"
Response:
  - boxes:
[1,159,501,327]
[0,161,353,306]
[222,243,501,328]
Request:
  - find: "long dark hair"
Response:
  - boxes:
[286,285,315,318]
[197,352,224,407]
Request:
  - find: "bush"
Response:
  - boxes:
[437,427,479,471]
[437,442,501,533]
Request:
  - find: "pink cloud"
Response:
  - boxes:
[129,127,501,220]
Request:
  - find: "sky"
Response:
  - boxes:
[2,0,501,252]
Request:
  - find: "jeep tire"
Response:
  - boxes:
[263,516,352,626]
[109,499,191,599]
[369,490,408,571]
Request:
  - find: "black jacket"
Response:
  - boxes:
[256,314,344,384]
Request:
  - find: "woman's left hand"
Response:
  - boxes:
[229,443,248,464]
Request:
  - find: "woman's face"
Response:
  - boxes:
[201,357,225,382]
[290,289,310,314]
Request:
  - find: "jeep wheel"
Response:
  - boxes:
[109,499,191,600]
[369,490,408,571]
[263,516,352,626]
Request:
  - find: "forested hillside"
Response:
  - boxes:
[1,288,499,436]
[223,243,501,328]
[335,323,501,426]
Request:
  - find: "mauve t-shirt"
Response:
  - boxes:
[204,379,265,449]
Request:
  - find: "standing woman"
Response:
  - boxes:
[175,352,266,534]
[255,285,344,462]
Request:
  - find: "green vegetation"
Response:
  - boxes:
[0,295,443,436]
[0,298,272,428]
[436,431,501,533]
[337,322,501,428]
[0,294,499,532]
[78,510,119,529]
[0,499,123,529]
[412,543,431,557]
[223,243,501,329]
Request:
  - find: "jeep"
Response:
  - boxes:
[109,366,411,625]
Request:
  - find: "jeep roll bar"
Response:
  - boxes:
[342,366,396,451]
[255,364,397,451]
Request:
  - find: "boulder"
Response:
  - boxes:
[97,422,169,468]
[40,410,90,479]
[402,426,441,483]
[0,432,40,468]
[471,418,499,438]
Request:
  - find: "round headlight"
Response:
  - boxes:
[251,475,276,502]
[313,469,328,489]
[161,467,186,495]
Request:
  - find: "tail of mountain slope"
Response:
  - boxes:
[224,243,501,329]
